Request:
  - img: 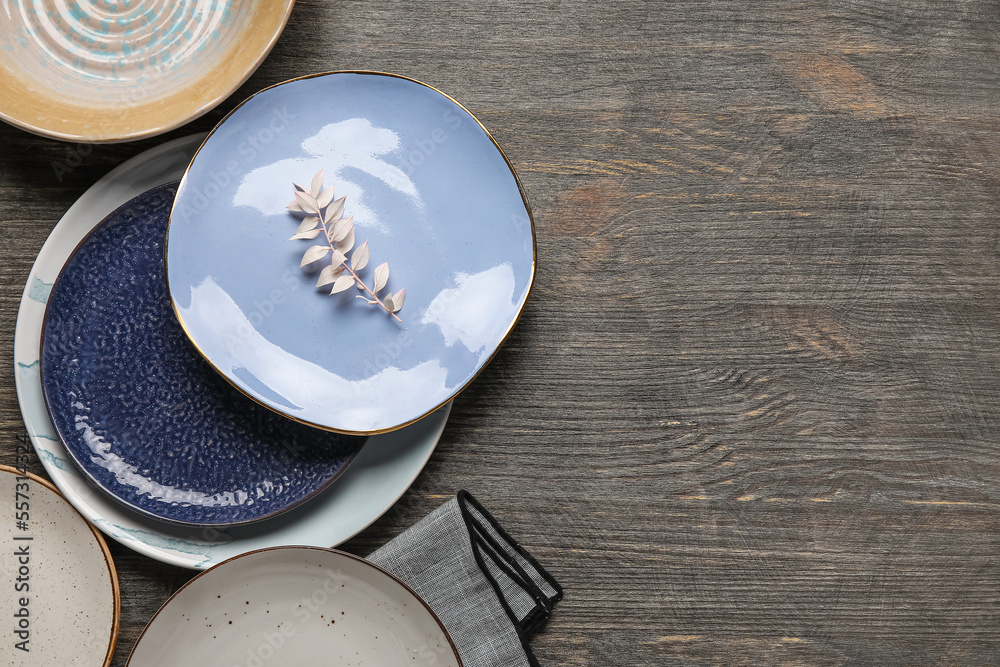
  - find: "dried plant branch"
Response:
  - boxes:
[287,171,404,322]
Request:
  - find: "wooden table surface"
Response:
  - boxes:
[3,1,1000,664]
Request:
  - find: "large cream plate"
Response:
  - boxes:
[127,547,461,666]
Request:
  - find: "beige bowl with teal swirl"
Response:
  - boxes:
[0,0,294,143]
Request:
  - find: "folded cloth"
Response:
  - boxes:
[367,490,563,667]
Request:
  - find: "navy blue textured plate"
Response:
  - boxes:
[40,183,366,527]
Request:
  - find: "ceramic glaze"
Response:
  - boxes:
[168,72,536,435]
[1,466,119,667]
[40,182,366,526]
[0,0,294,141]
[127,548,460,666]
[15,135,452,568]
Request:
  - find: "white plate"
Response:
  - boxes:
[126,547,461,666]
[14,134,451,569]
[0,465,119,666]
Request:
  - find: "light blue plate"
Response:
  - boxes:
[167,72,536,435]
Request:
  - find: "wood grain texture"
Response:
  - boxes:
[3,1,1000,664]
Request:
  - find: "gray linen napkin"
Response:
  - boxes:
[367,491,562,667]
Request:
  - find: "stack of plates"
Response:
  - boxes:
[15,71,535,664]
[18,71,536,566]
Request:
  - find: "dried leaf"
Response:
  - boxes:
[390,289,405,312]
[295,216,320,234]
[300,245,330,266]
[324,196,346,224]
[289,175,403,319]
[316,264,342,287]
[331,216,353,243]
[351,241,370,271]
[295,191,319,215]
[330,274,355,294]
[316,185,335,209]
[337,225,355,253]
[373,262,389,293]
[310,170,324,198]
[289,228,323,240]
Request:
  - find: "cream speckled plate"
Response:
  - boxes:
[0,465,119,667]
[127,547,461,666]
[0,0,294,142]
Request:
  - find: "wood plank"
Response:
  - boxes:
[3,0,1000,664]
